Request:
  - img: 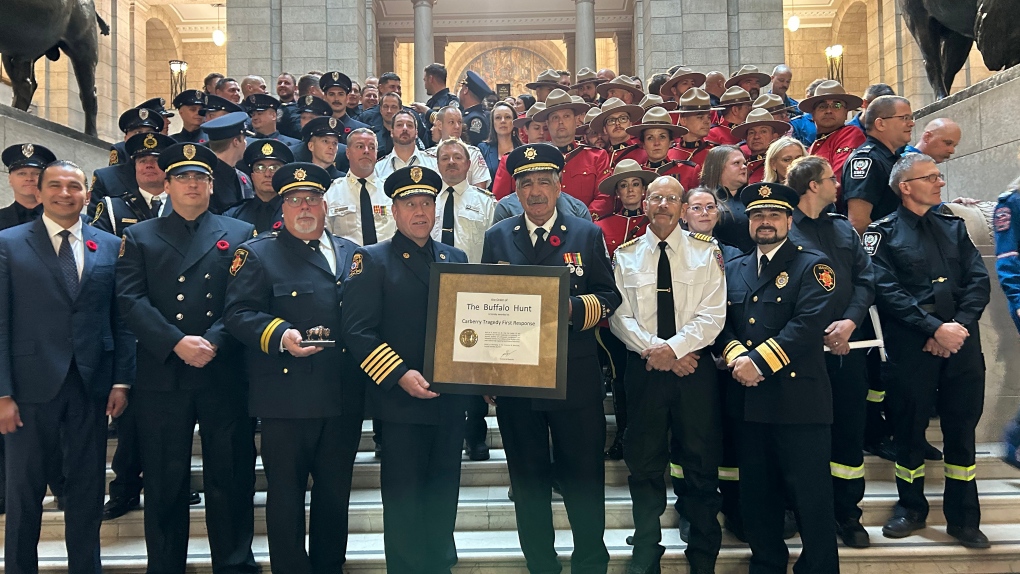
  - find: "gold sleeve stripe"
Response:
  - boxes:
[765,338,790,365]
[260,318,285,354]
[364,349,399,379]
[581,294,601,330]
[754,342,784,373]
[374,356,405,385]
[361,344,393,372]
[722,341,749,364]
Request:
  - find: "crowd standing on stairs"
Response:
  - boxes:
[0,57,1013,574]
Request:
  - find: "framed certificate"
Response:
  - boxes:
[424,263,569,399]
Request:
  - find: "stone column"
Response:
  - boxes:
[435,36,448,65]
[379,37,396,76]
[365,0,377,77]
[564,33,576,75]
[615,31,633,76]
[574,0,596,73]
[412,0,435,104]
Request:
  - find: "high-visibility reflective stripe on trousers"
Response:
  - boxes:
[830,461,865,480]
[866,389,885,403]
[944,463,977,481]
[895,463,925,483]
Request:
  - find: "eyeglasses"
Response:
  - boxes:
[605,115,632,126]
[647,194,681,204]
[879,114,914,123]
[172,173,211,182]
[686,204,718,214]
[816,176,839,185]
[283,195,324,206]
[813,101,845,111]
[253,164,281,174]
[902,172,945,184]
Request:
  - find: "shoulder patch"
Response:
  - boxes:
[813,263,836,292]
[826,212,848,220]
[994,206,1012,232]
[118,235,126,258]
[91,174,98,191]
[350,252,364,276]
[688,232,716,243]
[999,190,1017,202]
[849,157,872,179]
[714,248,724,272]
[109,149,118,166]
[91,201,105,225]
[469,118,483,133]
[861,231,882,255]
[230,248,248,276]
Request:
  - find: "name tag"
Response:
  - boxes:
[328,205,352,217]
[122,218,138,224]
[465,204,481,214]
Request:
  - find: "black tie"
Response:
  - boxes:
[307,239,331,270]
[184,219,199,236]
[921,217,956,320]
[150,197,162,217]
[759,253,769,277]
[359,178,377,245]
[441,187,456,246]
[533,228,547,258]
[58,230,79,298]
[657,241,676,339]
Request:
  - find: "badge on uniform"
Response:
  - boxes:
[563,252,584,276]
[350,253,363,277]
[91,174,98,192]
[775,271,789,289]
[813,264,836,291]
[714,249,724,272]
[849,158,871,180]
[230,248,248,276]
[995,206,1012,232]
[469,118,483,133]
[92,202,105,225]
[109,149,118,165]
[862,231,882,255]
[118,235,126,258]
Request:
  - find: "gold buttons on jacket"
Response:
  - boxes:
[283,368,288,374]
[207,293,212,299]
[776,297,782,302]
[206,311,213,317]
[205,274,211,280]
[790,372,796,378]
[178,276,185,283]
[177,294,184,301]
[752,296,758,302]
[176,313,183,320]
[746,340,753,347]
[748,318,755,324]
[291,291,297,297]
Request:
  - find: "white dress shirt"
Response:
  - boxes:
[524,208,558,246]
[431,179,496,263]
[610,225,727,360]
[756,239,787,274]
[425,143,491,188]
[374,148,438,185]
[42,213,83,278]
[139,189,168,216]
[313,230,337,275]
[323,172,396,246]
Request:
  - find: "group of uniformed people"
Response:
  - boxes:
[0,58,1001,574]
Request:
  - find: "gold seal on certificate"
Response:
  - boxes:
[459,328,478,347]
[452,292,542,366]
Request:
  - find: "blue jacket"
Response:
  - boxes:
[995,187,1020,333]
[0,218,135,403]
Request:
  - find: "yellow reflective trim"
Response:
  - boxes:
[755,342,783,373]
[944,463,977,481]
[718,467,739,481]
[895,463,925,483]
[866,389,886,403]
[670,463,684,479]
[766,338,790,365]
[260,318,284,354]
[830,461,865,480]
[723,341,749,364]
[361,344,391,372]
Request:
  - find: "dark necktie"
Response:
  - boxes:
[921,217,956,320]
[759,253,769,277]
[657,241,676,339]
[307,239,331,270]
[359,178,377,245]
[184,219,199,236]
[150,197,162,217]
[57,230,79,298]
[441,187,456,246]
[533,228,546,258]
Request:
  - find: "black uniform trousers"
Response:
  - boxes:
[5,364,106,574]
[260,416,362,574]
[739,422,838,574]
[133,386,257,574]
[883,322,984,528]
[464,396,489,447]
[497,398,609,574]
[596,327,628,440]
[827,349,869,524]
[0,428,65,503]
[107,400,143,501]
[379,419,465,574]
[624,352,721,573]
[863,336,890,446]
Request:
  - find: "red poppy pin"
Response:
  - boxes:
[217,240,230,251]
[272,221,282,230]
[344,127,352,134]
[85,240,98,252]
[549,235,561,247]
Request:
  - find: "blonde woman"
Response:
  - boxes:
[763,136,807,184]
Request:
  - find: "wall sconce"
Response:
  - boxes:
[169,60,189,100]
[787,0,800,31]
[825,44,844,85]
[212,4,226,46]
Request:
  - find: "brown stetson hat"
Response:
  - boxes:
[590,98,645,133]
[660,66,708,98]
[570,67,605,89]
[797,80,864,114]
[729,108,792,140]
[675,88,725,114]
[526,69,562,91]
[595,75,645,102]
[626,107,689,139]
[717,86,753,107]
[533,89,591,121]
[513,102,546,129]
[725,65,772,89]
[598,158,658,196]
[637,94,678,112]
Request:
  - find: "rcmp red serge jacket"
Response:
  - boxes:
[808,124,866,188]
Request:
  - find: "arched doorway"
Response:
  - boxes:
[833,1,870,97]
[446,41,567,99]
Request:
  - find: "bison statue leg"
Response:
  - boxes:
[2,55,38,112]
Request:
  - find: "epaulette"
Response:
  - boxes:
[688,231,717,243]
[248,232,276,244]
[479,188,494,198]
[857,143,874,152]
[825,212,848,220]
[999,189,1018,202]
[866,215,893,229]
[932,209,962,220]
[617,236,641,251]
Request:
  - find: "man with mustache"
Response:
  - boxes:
[223,162,363,572]
[715,182,839,574]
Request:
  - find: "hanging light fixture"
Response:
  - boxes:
[212,4,226,46]
[787,0,800,31]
